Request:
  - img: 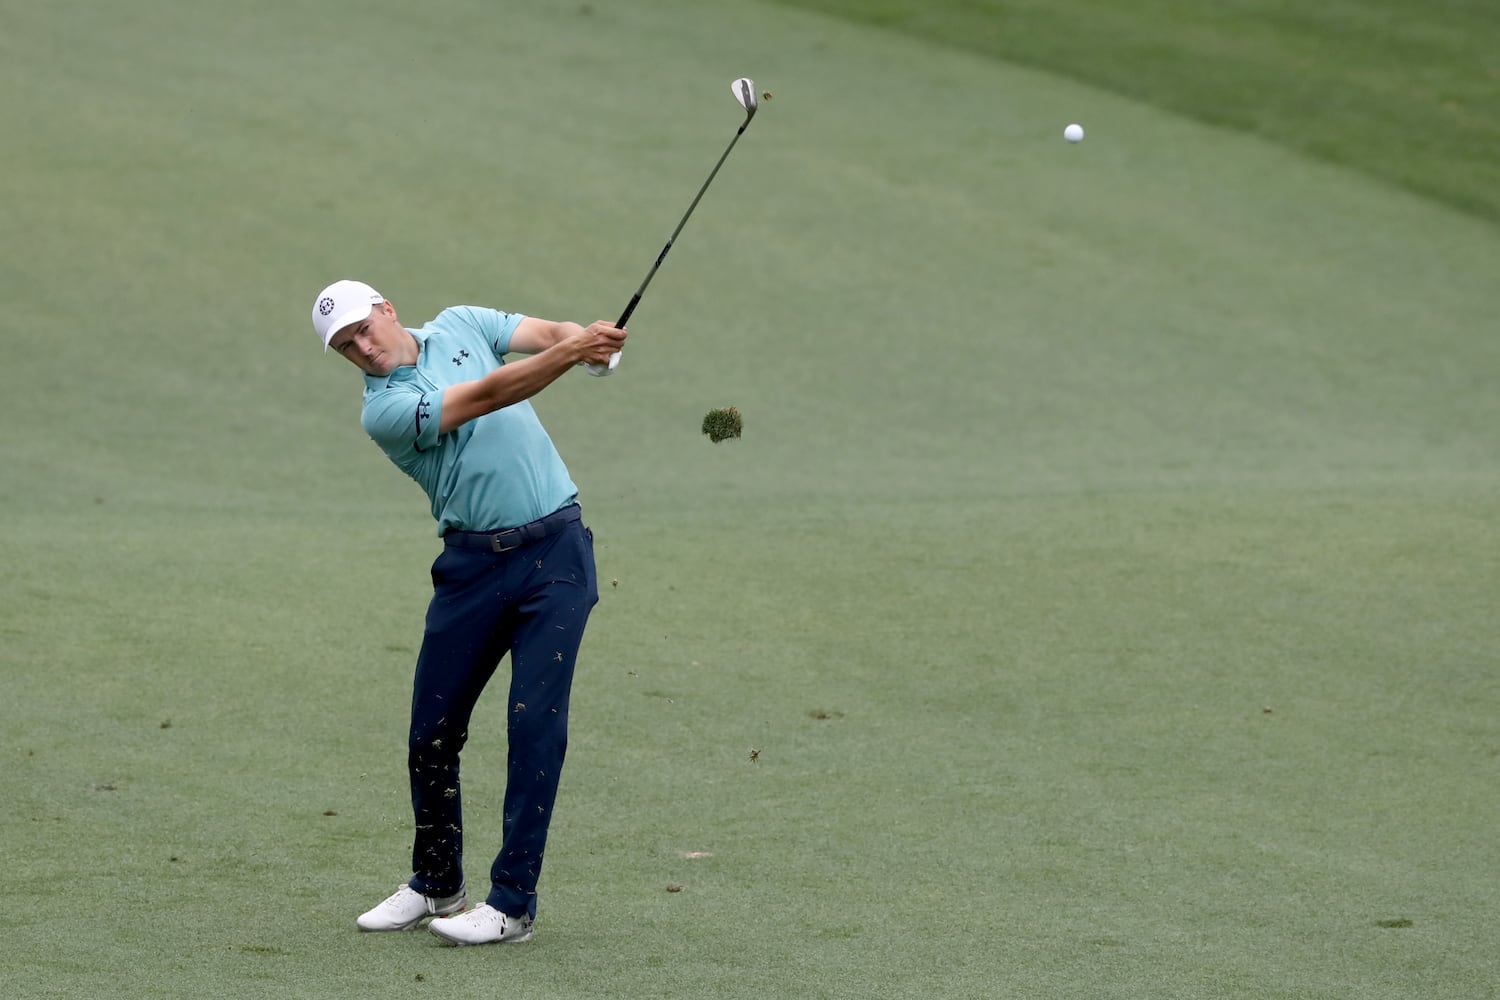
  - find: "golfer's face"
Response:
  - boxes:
[329,303,407,376]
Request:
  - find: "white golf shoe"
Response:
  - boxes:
[356,883,467,931]
[428,903,534,946]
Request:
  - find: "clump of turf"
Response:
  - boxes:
[701,406,743,443]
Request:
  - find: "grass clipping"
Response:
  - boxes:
[701,406,743,444]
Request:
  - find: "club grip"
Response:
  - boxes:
[616,294,641,329]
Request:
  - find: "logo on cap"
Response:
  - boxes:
[318,296,335,316]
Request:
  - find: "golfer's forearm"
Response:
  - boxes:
[545,321,585,347]
[479,347,583,404]
[440,346,581,433]
[510,317,583,354]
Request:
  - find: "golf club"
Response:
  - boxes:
[587,78,759,374]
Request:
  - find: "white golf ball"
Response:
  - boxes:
[1064,123,1085,143]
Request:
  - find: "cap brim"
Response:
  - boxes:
[320,302,376,351]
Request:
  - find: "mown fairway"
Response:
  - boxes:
[2,1,1496,998]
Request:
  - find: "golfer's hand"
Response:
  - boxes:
[575,321,626,375]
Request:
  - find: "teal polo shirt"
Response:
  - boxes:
[360,305,579,536]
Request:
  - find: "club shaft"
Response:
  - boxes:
[617,115,753,328]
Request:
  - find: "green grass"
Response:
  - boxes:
[2,1,1498,998]
[773,0,1500,223]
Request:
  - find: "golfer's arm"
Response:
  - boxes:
[438,344,584,433]
[508,317,582,354]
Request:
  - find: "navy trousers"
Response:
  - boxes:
[404,505,598,919]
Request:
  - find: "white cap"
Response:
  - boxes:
[311,279,384,350]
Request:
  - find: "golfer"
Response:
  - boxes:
[309,279,626,946]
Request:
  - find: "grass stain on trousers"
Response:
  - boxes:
[405,507,598,919]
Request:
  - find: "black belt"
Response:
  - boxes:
[443,504,582,553]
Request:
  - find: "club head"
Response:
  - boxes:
[731,77,758,117]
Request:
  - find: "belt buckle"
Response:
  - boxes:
[491,531,522,553]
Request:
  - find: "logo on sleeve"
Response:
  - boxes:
[451,349,470,366]
[415,397,432,436]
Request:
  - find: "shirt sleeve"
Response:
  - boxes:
[362,384,443,454]
[439,305,526,360]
